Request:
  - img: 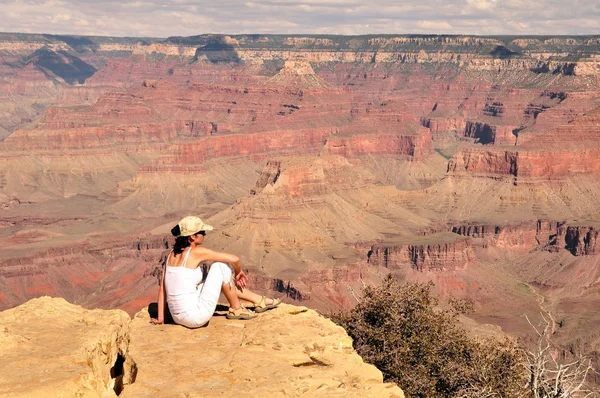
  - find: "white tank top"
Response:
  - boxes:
[164,248,204,315]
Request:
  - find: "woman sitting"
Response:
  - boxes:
[151,216,280,328]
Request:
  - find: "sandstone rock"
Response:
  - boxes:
[126,303,403,397]
[0,296,132,398]
[0,298,404,398]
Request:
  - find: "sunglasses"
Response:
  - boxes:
[195,231,206,236]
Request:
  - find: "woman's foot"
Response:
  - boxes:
[253,296,282,313]
[226,306,257,320]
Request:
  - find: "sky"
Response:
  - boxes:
[0,0,599,38]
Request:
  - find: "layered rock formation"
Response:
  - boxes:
[556,224,600,256]
[3,33,600,75]
[451,220,550,249]
[0,297,404,397]
[2,32,600,376]
[357,234,475,271]
[451,220,600,256]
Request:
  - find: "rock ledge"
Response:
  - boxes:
[0,297,404,397]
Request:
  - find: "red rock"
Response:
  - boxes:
[356,234,475,272]
[556,225,600,256]
[463,121,518,146]
[448,148,600,180]
[325,128,433,160]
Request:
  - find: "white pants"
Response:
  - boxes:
[171,262,232,328]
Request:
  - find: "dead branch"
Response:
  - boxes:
[523,312,597,398]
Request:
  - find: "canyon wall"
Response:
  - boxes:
[356,234,475,272]
[2,32,600,350]
[447,148,600,179]
[3,33,600,76]
[556,225,600,256]
[451,220,600,256]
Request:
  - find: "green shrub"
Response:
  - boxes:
[334,275,525,397]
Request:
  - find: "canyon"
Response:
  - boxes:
[2,32,600,384]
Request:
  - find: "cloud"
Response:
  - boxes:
[416,20,454,31]
[0,0,598,37]
[465,0,497,11]
[51,13,72,23]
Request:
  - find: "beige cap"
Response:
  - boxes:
[178,216,213,236]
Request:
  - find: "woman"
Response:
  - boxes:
[150,215,280,328]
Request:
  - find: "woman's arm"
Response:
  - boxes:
[197,248,240,272]
[151,266,166,324]
[197,248,247,288]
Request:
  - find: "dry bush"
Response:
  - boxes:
[334,275,525,397]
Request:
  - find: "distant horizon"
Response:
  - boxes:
[2,31,600,40]
[1,0,599,38]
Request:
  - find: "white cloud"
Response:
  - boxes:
[465,0,497,11]
[74,18,90,26]
[0,0,598,36]
[416,20,453,31]
[51,13,71,23]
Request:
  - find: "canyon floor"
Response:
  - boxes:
[1,33,600,382]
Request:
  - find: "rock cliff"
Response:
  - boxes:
[0,297,404,397]
[357,233,475,271]
[556,224,600,256]
[450,220,600,257]
[3,33,600,76]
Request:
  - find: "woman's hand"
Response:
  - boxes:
[150,318,163,325]
[235,270,248,289]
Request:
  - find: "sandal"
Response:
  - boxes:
[226,306,257,320]
[253,296,282,313]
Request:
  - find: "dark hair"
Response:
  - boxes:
[173,236,190,255]
[171,224,181,237]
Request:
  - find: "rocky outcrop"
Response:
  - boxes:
[450,220,600,256]
[556,225,600,256]
[447,148,600,180]
[451,220,560,249]
[127,303,405,397]
[325,129,433,161]
[358,234,475,271]
[463,121,518,146]
[0,296,134,397]
[421,116,466,137]
[269,58,330,88]
[408,238,475,271]
[448,148,519,177]
[251,160,281,194]
[0,297,404,398]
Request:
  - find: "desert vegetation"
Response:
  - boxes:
[334,276,597,397]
